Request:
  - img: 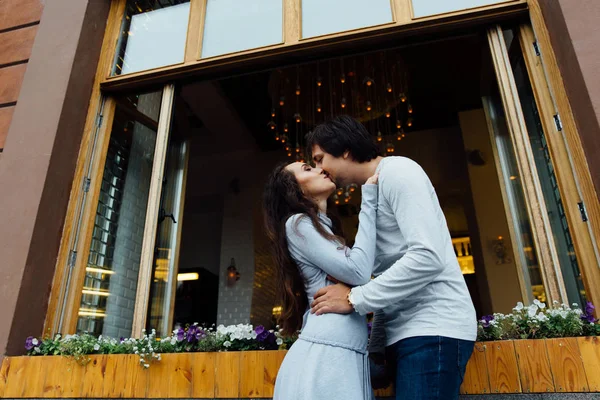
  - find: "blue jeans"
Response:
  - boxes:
[387,336,474,400]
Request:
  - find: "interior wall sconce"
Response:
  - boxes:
[226,258,240,286]
[493,236,511,264]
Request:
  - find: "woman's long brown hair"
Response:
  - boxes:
[263,163,344,336]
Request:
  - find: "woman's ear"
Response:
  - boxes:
[343,151,350,159]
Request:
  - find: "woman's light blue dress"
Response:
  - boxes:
[273,185,378,400]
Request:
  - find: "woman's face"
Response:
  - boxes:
[285,162,336,200]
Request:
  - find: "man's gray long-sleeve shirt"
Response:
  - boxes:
[351,157,477,346]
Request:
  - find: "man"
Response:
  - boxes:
[306,115,476,400]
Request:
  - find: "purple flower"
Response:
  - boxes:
[186,326,198,343]
[25,336,35,351]
[195,329,207,341]
[176,328,185,342]
[582,302,597,323]
[119,337,125,343]
[254,325,265,336]
[481,315,494,328]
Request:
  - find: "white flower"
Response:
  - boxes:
[527,305,538,318]
[514,302,524,311]
[276,338,283,346]
[223,341,232,348]
[535,313,548,322]
[144,364,150,368]
[93,344,100,351]
[32,338,39,346]
[170,338,177,345]
[34,347,41,353]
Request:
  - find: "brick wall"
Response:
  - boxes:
[0,0,45,152]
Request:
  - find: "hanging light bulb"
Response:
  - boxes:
[402,132,406,138]
[336,187,344,196]
[288,151,292,157]
[396,120,402,129]
[279,96,285,106]
[275,132,280,141]
[340,73,346,84]
[376,131,383,142]
[397,132,402,141]
[317,102,322,113]
[285,144,291,151]
[385,111,391,118]
[296,144,300,153]
[281,134,288,144]
[386,83,393,93]
[284,123,289,133]
[348,183,358,193]
[294,113,302,123]
[296,85,301,96]
[344,193,351,203]
[366,101,372,112]
[364,77,374,87]
[341,97,347,109]
[408,104,413,114]
[268,121,276,130]
[399,93,407,103]
[386,143,395,154]
[317,77,322,87]
[407,117,413,127]
[271,108,276,118]
[333,194,340,205]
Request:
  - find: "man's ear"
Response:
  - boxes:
[343,151,350,159]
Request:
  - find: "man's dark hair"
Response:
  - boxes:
[306,115,380,163]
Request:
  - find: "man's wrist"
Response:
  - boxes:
[346,288,357,312]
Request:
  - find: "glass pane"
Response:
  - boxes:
[302,0,393,39]
[77,90,164,338]
[510,43,587,306]
[146,141,189,337]
[412,0,512,18]
[113,0,191,76]
[483,89,547,303]
[201,0,283,58]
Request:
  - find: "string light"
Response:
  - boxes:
[396,120,402,129]
[407,118,413,127]
[340,73,346,83]
[296,85,301,96]
[376,131,383,142]
[366,101,372,111]
[279,96,285,106]
[317,77,322,87]
[408,104,413,114]
[385,111,391,118]
[271,109,276,118]
[399,93,407,103]
[341,98,347,109]
[386,83,393,93]
[317,102,322,113]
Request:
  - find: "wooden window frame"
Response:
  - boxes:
[45,0,600,336]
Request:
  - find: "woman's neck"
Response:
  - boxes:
[315,198,327,214]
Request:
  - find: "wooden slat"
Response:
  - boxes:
[0,26,38,65]
[0,64,28,104]
[0,358,10,397]
[514,339,555,393]
[123,354,149,398]
[485,340,522,393]
[578,337,600,392]
[147,353,171,399]
[263,350,287,397]
[41,356,72,398]
[19,356,45,397]
[3,357,27,397]
[167,353,193,398]
[460,342,491,394]
[0,0,44,31]
[240,351,265,398]
[80,355,107,398]
[0,105,15,149]
[63,358,85,398]
[215,352,240,398]
[546,338,588,393]
[191,352,216,398]
[102,354,129,398]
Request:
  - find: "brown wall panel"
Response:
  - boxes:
[0,26,38,66]
[0,0,44,31]
[0,107,15,149]
[0,64,27,105]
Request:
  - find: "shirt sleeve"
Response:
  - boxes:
[350,159,448,315]
[286,184,378,287]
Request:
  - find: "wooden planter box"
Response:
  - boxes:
[1,338,600,398]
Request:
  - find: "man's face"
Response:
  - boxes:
[311,145,355,187]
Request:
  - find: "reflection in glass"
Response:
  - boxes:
[77,90,163,338]
[201,0,283,58]
[113,0,191,76]
[146,141,189,337]
[511,46,587,306]
[302,0,393,39]
[412,0,511,18]
[483,90,547,303]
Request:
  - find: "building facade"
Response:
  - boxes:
[1,0,600,398]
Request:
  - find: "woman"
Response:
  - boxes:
[263,161,378,400]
